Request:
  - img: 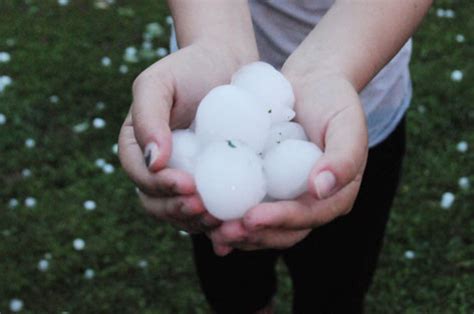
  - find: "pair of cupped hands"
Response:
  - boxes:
[119,42,368,256]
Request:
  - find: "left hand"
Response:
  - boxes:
[208,73,369,256]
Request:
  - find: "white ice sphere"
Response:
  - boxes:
[119,64,129,74]
[38,259,49,272]
[112,143,118,154]
[25,197,36,208]
[179,230,189,237]
[95,158,106,168]
[25,138,36,148]
[103,163,114,174]
[264,139,322,200]
[101,56,111,67]
[58,0,69,5]
[10,299,24,312]
[455,34,465,43]
[73,238,85,251]
[0,51,11,63]
[49,95,60,103]
[156,47,168,58]
[195,140,266,220]
[451,70,463,82]
[436,8,446,17]
[458,177,470,190]
[73,121,89,133]
[445,9,455,18]
[93,117,106,128]
[84,268,95,279]
[83,200,96,211]
[0,113,6,124]
[264,122,308,153]
[137,259,148,268]
[21,168,32,177]
[440,192,455,209]
[404,250,415,259]
[195,85,271,153]
[231,61,295,114]
[456,141,468,152]
[168,129,200,174]
[8,198,19,208]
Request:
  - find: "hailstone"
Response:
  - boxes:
[195,140,266,220]
[195,85,271,153]
[264,139,322,200]
[264,121,308,153]
[231,62,295,123]
[168,129,200,174]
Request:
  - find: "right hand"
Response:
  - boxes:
[118,42,257,233]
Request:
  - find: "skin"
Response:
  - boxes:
[119,0,432,311]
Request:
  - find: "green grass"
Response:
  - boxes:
[0,0,473,313]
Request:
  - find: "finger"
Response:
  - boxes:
[209,220,248,245]
[212,243,234,257]
[119,117,195,196]
[244,178,361,230]
[138,192,205,220]
[239,228,310,250]
[131,66,174,172]
[310,102,368,200]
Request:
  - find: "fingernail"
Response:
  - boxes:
[313,171,337,199]
[144,142,159,169]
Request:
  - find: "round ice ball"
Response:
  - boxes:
[195,85,271,153]
[264,122,308,153]
[231,62,295,121]
[195,140,266,220]
[168,129,200,174]
[264,139,322,200]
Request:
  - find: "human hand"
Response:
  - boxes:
[119,42,257,233]
[208,73,368,254]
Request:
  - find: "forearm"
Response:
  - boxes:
[168,0,258,67]
[283,0,432,91]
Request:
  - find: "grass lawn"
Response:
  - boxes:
[1,0,473,313]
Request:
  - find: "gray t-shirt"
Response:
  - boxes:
[170,0,412,147]
[250,0,412,147]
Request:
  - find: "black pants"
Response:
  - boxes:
[191,118,406,314]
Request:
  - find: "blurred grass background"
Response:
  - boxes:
[0,0,473,313]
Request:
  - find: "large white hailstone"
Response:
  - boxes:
[264,139,322,200]
[84,268,95,279]
[0,112,6,124]
[10,298,24,312]
[73,238,85,251]
[0,51,11,63]
[264,122,308,153]
[195,85,271,153]
[25,138,35,148]
[168,129,200,174]
[458,177,470,190]
[451,70,463,82]
[404,250,415,259]
[93,117,106,129]
[101,56,111,67]
[103,163,114,174]
[38,259,49,272]
[440,192,455,209]
[456,141,468,152]
[195,140,266,220]
[83,200,96,211]
[231,62,295,120]
[25,197,36,208]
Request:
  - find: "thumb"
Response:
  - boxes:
[132,71,174,172]
[309,104,368,199]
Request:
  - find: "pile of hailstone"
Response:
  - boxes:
[168,62,323,220]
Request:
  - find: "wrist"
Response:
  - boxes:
[195,38,259,74]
